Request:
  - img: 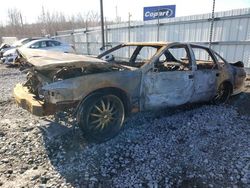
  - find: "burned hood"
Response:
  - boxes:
[17,48,114,70]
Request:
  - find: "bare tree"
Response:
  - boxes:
[87,11,100,27]
[7,8,22,27]
[0,7,114,40]
[6,8,25,37]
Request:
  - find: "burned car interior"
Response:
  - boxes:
[99,43,220,72]
[155,45,220,72]
[191,45,219,70]
[99,44,193,71]
[155,45,192,72]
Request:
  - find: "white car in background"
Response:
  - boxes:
[2,39,75,65]
[0,38,41,60]
[12,38,41,48]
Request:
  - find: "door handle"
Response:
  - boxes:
[188,74,194,79]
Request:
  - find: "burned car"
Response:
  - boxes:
[13,42,246,141]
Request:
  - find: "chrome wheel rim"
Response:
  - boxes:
[87,95,124,131]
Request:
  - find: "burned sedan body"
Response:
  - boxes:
[13,42,246,141]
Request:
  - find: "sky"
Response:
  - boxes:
[0,0,250,24]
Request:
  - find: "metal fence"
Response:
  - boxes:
[54,8,250,67]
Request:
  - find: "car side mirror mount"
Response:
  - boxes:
[104,54,114,62]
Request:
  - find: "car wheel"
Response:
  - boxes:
[213,82,232,104]
[77,93,125,142]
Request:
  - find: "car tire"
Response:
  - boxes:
[77,93,125,142]
[213,82,232,104]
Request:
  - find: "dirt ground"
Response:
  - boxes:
[0,64,249,188]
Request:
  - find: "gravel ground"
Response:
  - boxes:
[0,64,249,188]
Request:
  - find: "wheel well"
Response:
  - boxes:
[79,87,131,116]
[221,81,233,94]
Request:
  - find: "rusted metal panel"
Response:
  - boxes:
[142,71,194,110]
[42,70,142,106]
[191,70,217,102]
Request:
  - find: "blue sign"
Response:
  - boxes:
[143,5,176,21]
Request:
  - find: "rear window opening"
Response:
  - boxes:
[191,46,218,70]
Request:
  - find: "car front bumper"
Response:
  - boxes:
[13,84,45,116]
[13,84,77,116]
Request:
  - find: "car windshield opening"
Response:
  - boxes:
[100,45,160,68]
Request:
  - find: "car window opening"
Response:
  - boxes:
[191,46,218,70]
[100,45,160,68]
[155,45,191,72]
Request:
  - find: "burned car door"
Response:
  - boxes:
[142,44,195,110]
[190,45,219,102]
